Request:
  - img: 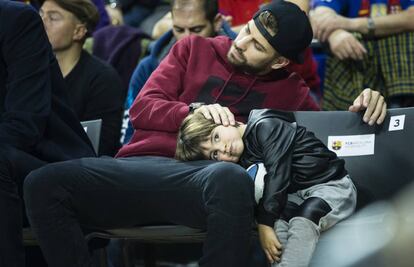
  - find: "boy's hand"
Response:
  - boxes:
[258,224,282,264]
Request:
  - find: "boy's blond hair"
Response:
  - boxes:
[175,113,217,161]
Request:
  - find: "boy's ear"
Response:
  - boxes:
[270,56,290,70]
[73,23,87,42]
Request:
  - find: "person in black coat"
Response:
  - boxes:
[40,0,124,156]
[0,1,95,266]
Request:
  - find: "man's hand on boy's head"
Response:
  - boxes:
[194,103,236,126]
[258,224,282,264]
[348,88,387,126]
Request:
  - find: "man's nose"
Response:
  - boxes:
[235,36,251,50]
[183,29,192,37]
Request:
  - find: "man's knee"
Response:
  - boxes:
[205,162,254,194]
[203,162,255,212]
[23,161,79,212]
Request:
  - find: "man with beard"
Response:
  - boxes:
[24,1,386,267]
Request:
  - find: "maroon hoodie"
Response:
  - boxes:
[116,35,320,158]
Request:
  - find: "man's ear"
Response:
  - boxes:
[270,56,290,70]
[73,23,88,42]
[213,14,223,33]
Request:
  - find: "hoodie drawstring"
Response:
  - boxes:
[230,77,257,106]
[214,71,234,103]
[214,72,257,107]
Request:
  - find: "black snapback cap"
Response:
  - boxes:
[253,0,313,64]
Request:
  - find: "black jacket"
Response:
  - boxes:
[0,1,95,161]
[240,109,347,227]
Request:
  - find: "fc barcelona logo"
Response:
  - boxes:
[332,140,342,150]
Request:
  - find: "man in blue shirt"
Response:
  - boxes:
[312,0,414,109]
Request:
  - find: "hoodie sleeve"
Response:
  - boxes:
[253,118,296,227]
[298,93,321,111]
[0,5,52,150]
[295,75,321,111]
[129,37,191,133]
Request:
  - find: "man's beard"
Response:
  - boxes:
[227,45,273,75]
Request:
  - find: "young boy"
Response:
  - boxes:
[176,108,357,266]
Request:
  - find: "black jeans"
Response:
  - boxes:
[0,145,46,267]
[24,156,255,267]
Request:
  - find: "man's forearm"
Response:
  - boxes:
[314,6,414,39]
[347,7,414,37]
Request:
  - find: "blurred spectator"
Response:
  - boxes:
[122,0,234,144]
[24,0,111,30]
[92,0,111,30]
[0,1,95,266]
[14,0,41,8]
[151,10,173,39]
[106,0,170,35]
[105,0,124,25]
[218,0,266,26]
[92,25,151,103]
[40,0,124,156]
[312,0,414,109]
